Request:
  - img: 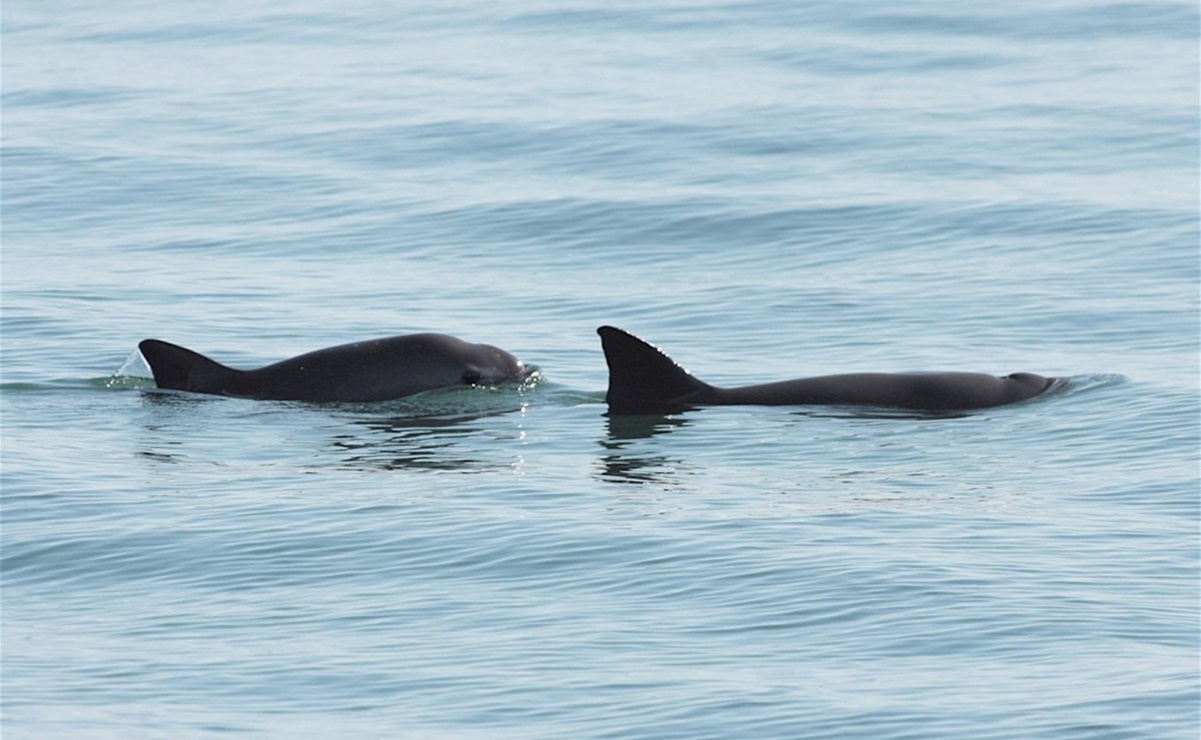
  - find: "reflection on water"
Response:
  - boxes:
[325,383,548,472]
[332,412,519,472]
[596,412,691,486]
[602,413,689,442]
[134,385,536,473]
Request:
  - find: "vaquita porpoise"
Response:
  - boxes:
[597,326,1062,414]
[138,334,531,402]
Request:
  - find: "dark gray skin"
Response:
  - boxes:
[597,326,1060,414]
[138,333,530,402]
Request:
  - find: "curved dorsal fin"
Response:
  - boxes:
[596,326,713,414]
[138,339,240,395]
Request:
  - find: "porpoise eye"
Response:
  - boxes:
[462,368,482,385]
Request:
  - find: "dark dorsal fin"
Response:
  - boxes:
[596,326,714,413]
[138,339,240,395]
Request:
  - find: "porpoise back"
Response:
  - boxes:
[138,333,529,402]
[597,326,1058,414]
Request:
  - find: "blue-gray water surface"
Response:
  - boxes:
[3,1,1198,738]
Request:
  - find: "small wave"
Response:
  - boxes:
[100,375,158,391]
[1052,373,1129,397]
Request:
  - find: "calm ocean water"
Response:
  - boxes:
[3,1,1198,738]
